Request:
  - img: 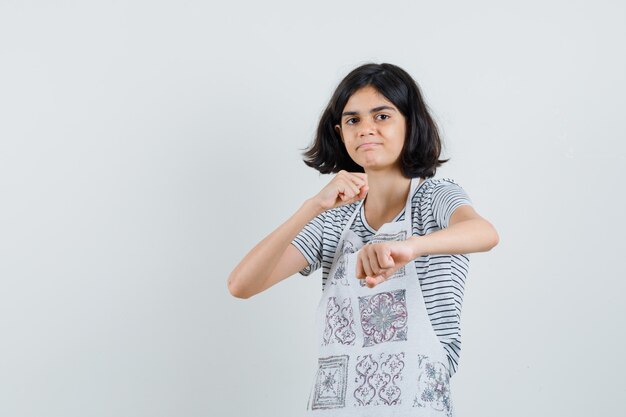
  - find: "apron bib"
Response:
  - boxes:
[305,176,454,417]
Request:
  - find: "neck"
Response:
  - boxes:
[363,169,412,214]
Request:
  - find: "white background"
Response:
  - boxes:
[1,1,625,416]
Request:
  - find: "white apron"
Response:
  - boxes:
[305,176,454,417]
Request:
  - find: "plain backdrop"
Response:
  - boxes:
[1,1,625,416]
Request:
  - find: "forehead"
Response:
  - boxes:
[343,86,395,111]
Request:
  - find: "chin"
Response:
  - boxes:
[360,159,386,168]
[361,164,391,171]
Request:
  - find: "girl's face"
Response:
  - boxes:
[335,86,406,173]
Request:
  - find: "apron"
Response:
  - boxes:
[305,176,454,417]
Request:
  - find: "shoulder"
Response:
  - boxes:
[324,201,360,222]
[424,177,473,227]
[312,202,360,233]
[411,177,462,198]
[418,177,466,196]
[411,177,472,210]
[426,177,464,189]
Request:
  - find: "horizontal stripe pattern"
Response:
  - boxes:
[291,177,473,378]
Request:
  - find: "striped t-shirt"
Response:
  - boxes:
[291,177,473,378]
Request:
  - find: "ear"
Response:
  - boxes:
[334,124,344,143]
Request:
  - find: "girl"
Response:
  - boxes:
[228,63,499,416]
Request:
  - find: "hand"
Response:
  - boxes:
[312,170,369,211]
[355,238,418,288]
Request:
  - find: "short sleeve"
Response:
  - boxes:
[430,178,473,229]
[291,212,325,276]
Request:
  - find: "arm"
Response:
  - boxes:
[227,170,369,299]
[356,204,499,287]
[227,198,323,299]
[408,205,499,258]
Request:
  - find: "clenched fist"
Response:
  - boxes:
[356,238,419,288]
[312,170,369,211]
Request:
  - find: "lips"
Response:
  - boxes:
[358,142,381,149]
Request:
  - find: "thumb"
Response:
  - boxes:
[381,249,395,268]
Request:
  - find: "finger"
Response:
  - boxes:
[351,172,369,184]
[355,256,365,279]
[347,178,361,196]
[336,180,357,202]
[349,174,368,193]
[344,191,367,205]
[367,249,382,276]
[361,251,374,278]
[365,274,384,288]
[338,170,361,188]
[348,172,367,186]
[340,179,360,199]
[375,274,387,286]
[358,184,369,199]
[375,247,395,269]
[339,171,366,190]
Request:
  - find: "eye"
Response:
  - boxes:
[376,114,390,121]
[346,117,358,125]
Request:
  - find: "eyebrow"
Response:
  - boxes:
[342,105,397,117]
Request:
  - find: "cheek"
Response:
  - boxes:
[383,124,405,142]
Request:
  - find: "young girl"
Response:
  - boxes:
[228,63,499,416]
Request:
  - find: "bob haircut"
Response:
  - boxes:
[302,63,448,178]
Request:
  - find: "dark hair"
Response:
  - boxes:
[301,63,448,178]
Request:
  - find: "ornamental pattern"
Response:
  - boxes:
[353,352,405,406]
[322,296,356,346]
[358,289,408,347]
[412,354,453,416]
[332,240,357,286]
[310,355,349,410]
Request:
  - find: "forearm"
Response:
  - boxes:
[408,219,499,257]
[227,198,323,297]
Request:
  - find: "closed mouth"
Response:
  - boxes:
[358,142,381,149]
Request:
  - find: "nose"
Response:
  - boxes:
[357,118,376,137]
